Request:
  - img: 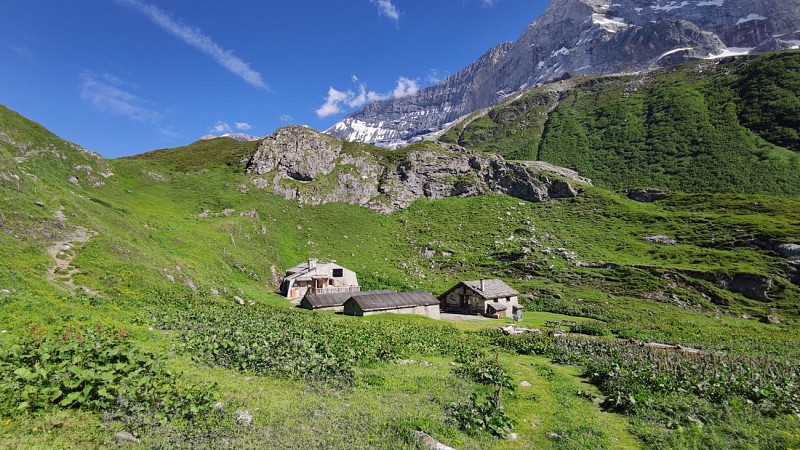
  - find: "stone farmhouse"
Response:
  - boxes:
[280,259,360,300]
[343,291,441,319]
[439,279,523,319]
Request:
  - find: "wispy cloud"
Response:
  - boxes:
[480,0,499,7]
[8,44,34,61]
[371,0,400,24]
[279,114,294,122]
[80,72,163,122]
[316,75,420,118]
[115,0,266,89]
[210,122,232,133]
[158,126,180,138]
[393,77,419,98]
[234,122,252,131]
[425,69,441,85]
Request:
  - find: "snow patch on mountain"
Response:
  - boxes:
[592,14,629,32]
[736,14,768,25]
[201,133,261,142]
[652,1,690,12]
[659,47,694,59]
[705,46,752,58]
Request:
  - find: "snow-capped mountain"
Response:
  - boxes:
[328,0,800,147]
[200,132,262,142]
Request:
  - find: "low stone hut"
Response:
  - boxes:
[343,291,440,319]
[300,290,396,312]
[439,279,523,319]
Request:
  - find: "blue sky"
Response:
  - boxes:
[1,0,548,158]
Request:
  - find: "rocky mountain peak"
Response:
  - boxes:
[328,0,800,147]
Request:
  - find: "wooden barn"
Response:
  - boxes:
[300,290,396,312]
[280,259,360,299]
[439,279,523,319]
[343,291,441,319]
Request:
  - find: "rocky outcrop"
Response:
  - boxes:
[245,127,581,214]
[777,243,800,259]
[687,270,775,302]
[328,0,800,147]
[627,188,670,202]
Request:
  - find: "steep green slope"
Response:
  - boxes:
[125,136,260,173]
[442,51,800,195]
[1,104,799,448]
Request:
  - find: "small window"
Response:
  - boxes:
[332,268,343,278]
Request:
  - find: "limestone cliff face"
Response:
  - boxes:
[245,127,585,214]
[328,0,800,147]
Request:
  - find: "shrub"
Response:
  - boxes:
[0,324,216,428]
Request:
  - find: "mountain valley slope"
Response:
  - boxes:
[0,79,799,449]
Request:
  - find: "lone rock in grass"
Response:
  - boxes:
[627,188,670,202]
[644,235,677,245]
[234,409,253,426]
[412,431,455,450]
[114,431,140,444]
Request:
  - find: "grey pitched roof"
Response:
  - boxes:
[462,279,518,299]
[486,302,507,311]
[284,260,351,282]
[303,290,395,309]
[349,291,438,312]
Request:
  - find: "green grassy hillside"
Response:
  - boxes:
[1,104,799,448]
[442,51,800,196]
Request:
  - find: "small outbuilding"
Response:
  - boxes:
[439,279,523,319]
[280,259,360,299]
[343,291,441,319]
[300,290,396,312]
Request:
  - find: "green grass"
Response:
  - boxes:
[446,52,800,196]
[1,102,799,448]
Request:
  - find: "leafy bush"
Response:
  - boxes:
[0,324,216,427]
[449,392,514,438]
[490,330,800,445]
[152,305,469,382]
[453,352,514,391]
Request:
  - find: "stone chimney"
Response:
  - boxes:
[480,279,485,291]
[308,258,317,269]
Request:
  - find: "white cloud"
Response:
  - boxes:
[316,87,351,117]
[210,122,232,133]
[158,127,179,138]
[279,114,294,122]
[393,77,419,98]
[115,0,266,89]
[8,45,34,61]
[481,0,499,7]
[316,75,423,118]
[80,72,163,122]
[235,122,252,131]
[371,0,399,24]
[425,69,441,85]
[316,76,388,117]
